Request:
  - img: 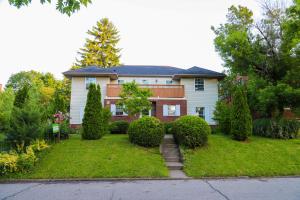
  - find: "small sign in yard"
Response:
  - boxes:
[52,123,60,134]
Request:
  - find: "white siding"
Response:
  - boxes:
[69,77,110,125]
[180,78,218,125]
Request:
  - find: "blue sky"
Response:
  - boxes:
[0,0,263,85]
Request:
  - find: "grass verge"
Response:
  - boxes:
[3,134,168,179]
[183,134,300,177]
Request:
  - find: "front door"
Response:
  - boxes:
[151,102,156,117]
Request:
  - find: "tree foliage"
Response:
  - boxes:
[82,84,109,140]
[0,88,15,133]
[231,86,252,141]
[8,0,92,16]
[74,18,121,68]
[213,1,300,117]
[7,87,44,148]
[117,82,152,117]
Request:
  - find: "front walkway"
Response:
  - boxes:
[1,178,300,200]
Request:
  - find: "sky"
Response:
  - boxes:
[0,0,263,85]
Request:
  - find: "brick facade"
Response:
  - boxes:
[104,98,187,122]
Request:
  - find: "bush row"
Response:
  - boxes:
[109,120,129,134]
[0,140,49,176]
[253,118,299,139]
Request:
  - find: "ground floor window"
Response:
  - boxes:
[163,104,180,116]
[116,105,124,116]
[196,107,205,119]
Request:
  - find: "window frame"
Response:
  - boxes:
[115,105,124,116]
[195,78,204,91]
[118,79,125,84]
[166,80,173,84]
[196,107,205,119]
[85,77,96,89]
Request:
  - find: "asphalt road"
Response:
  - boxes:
[1,178,300,200]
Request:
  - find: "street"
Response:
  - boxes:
[1,178,300,200]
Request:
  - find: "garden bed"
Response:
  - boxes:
[2,134,168,179]
[183,134,300,177]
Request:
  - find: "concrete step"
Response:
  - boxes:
[164,157,180,162]
[166,162,183,170]
[162,144,177,148]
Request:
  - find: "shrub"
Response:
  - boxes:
[0,140,49,175]
[0,152,18,175]
[17,146,37,172]
[253,118,299,139]
[128,116,164,147]
[173,115,211,148]
[231,86,252,141]
[213,100,231,134]
[164,122,174,134]
[82,84,104,140]
[7,88,44,148]
[109,121,129,134]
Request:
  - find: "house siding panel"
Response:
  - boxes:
[180,78,218,125]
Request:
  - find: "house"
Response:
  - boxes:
[63,65,225,128]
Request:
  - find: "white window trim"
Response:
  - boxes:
[111,104,128,116]
[194,78,205,92]
[85,77,96,89]
[163,104,180,117]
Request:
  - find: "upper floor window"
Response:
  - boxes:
[85,77,96,89]
[196,107,205,119]
[195,78,204,91]
[166,80,173,84]
[118,80,125,84]
[142,80,149,84]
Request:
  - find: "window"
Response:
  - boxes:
[85,77,96,89]
[166,80,173,84]
[163,105,180,116]
[196,107,205,119]
[116,105,124,116]
[118,80,125,84]
[195,78,204,91]
[168,105,176,116]
[142,80,149,84]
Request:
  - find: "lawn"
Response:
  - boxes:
[183,134,300,177]
[5,134,168,179]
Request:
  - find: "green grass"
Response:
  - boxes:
[6,134,168,179]
[183,134,300,177]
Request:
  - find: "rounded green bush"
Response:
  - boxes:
[109,120,129,134]
[128,116,165,147]
[173,115,211,148]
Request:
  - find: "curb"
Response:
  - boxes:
[2,175,300,184]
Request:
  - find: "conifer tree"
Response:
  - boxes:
[82,84,104,139]
[231,86,252,141]
[74,18,121,68]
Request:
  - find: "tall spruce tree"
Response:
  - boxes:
[82,84,104,140]
[74,18,121,68]
[231,86,252,141]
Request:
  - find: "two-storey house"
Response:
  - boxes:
[63,65,225,128]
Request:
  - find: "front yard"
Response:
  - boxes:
[183,134,300,177]
[4,134,168,179]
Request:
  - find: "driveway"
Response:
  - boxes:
[1,178,300,200]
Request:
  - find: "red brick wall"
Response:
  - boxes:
[104,98,187,123]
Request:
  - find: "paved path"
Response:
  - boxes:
[1,178,300,200]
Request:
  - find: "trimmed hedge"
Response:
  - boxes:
[128,117,164,147]
[253,118,299,139]
[109,121,129,134]
[173,115,211,148]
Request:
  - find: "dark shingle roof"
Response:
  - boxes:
[63,65,225,79]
